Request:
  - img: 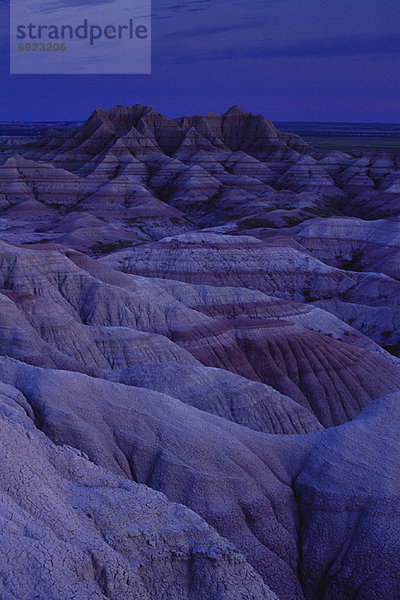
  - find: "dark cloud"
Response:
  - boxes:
[39,0,118,7]
[163,22,261,39]
[38,0,211,11]
[152,0,211,20]
[161,33,400,64]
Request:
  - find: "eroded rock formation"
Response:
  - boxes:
[0,105,399,599]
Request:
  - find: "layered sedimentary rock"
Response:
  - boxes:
[0,105,400,600]
[0,104,395,253]
[1,357,400,600]
[107,362,323,435]
[0,240,398,428]
[295,216,400,279]
[102,231,400,349]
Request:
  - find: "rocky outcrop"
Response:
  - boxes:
[295,216,400,279]
[1,104,399,262]
[101,231,400,349]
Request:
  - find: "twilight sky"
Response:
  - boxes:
[1,0,400,122]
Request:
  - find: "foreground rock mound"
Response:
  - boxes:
[295,393,400,600]
[0,376,276,600]
[1,357,400,600]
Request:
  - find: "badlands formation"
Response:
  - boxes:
[0,105,400,600]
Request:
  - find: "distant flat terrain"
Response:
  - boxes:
[0,121,82,137]
[0,121,82,149]
[277,121,400,153]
